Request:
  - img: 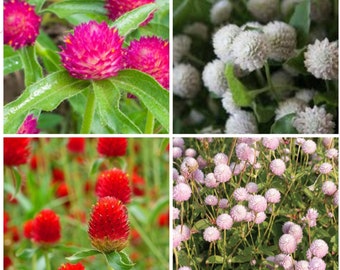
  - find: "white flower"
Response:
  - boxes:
[210,0,233,25]
[225,110,258,134]
[202,59,228,97]
[213,24,241,63]
[247,0,279,22]
[271,70,294,88]
[293,106,335,134]
[263,21,297,61]
[294,89,316,103]
[275,98,307,120]
[231,30,270,72]
[183,22,209,40]
[173,35,192,65]
[221,91,241,114]
[173,64,201,98]
[304,38,338,80]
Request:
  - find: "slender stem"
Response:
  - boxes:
[145,110,155,134]
[44,251,51,270]
[80,89,95,134]
[264,62,279,100]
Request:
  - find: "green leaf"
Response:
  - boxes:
[110,3,158,36]
[129,23,169,41]
[66,249,101,262]
[37,113,64,131]
[12,167,22,196]
[284,48,308,75]
[206,255,224,264]
[27,0,45,11]
[35,42,61,73]
[4,45,22,75]
[90,158,105,175]
[4,71,89,134]
[193,219,210,230]
[19,46,43,87]
[147,196,169,225]
[93,80,142,134]
[16,248,38,259]
[106,251,135,270]
[252,102,275,123]
[270,114,298,134]
[289,0,311,47]
[225,64,253,107]
[110,70,169,132]
[314,91,338,106]
[129,203,148,224]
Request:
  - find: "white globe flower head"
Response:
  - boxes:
[173,64,201,99]
[231,30,270,72]
[221,90,240,114]
[275,98,307,120]
[293,106,335,134]
[173,35,192,65]
[213,24,241,63]
[294,89,316,103]
[183,22,209,40]
[263,21,297,61]
[202,59,228,97]
[210,0,233,25]
[304,38,338,80]
[247,0,280,23]
[225,110,259,134]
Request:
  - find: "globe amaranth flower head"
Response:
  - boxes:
[265,188,281,203]
[97,138,128,157]
[173,183,192,202]
[294,260,309,270]
[269,159,286,176]
[214,164,232,182]
[173,63,201,98]
[310,239,329,258]
[202,59,228,97]
[225,111,259,134]
[32,209,61,245]
[304,38,338,80]
[322,181,337,196]
[4,138,31,166]
[58,263,85,270]
[4,0,41,50]
[216,213,233,230]
[233,187,249,202]
[247,0,279,23]
[125,36,169,89]
[309,257,326,270]
[210,0,233,25]
[67,138,85,154]
[318,162,332,174]
[89,196,129,253]
[279,234,297,254]
[203,226,220,242]
[248,195,267,212]
[60,21,124,80]
[230,204,247,222]
[173,35,192,65]
[17,114,40,134]
[205,195,218,206]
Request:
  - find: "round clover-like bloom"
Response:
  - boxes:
[280,254,294,270]
[230,205,247,222]
[248,195,267,212]
[254,212,267,224]
[247,0,279,23]
[97,138,127,157]
[58,263,85,270]
[270,159,286,176]
[310,239,329,258]
[275,98,307,120]
[263,21,297,61]
[210,0,233,25]
[205,195,218,206]
[173,138,185,149]
[213,24,241,62]
[173,207,180,220]
[225,111,258,134]
[309,257,326,270]
[262,138,280,150]
[221,91,241,114]
[218,198,229,209]
[185,148,197,158]
[288,224,303,244]
[233,187,249,202]
[173,183,192,202]
[265,188,281,203]
[301,139,317,154]
[173,229,182,249]
[203,226,220,242]
[279,234,297,254]
[214,153,228,166]
[326,148,338,159]
[95,169,131,204]
[173,147,183,159]
[4,138,31,166]
[4,0,41,50]
[89,196,129,253]
[205,173,219,188]
[125,36,169,89]
[214,164,232,182]
[322,181,337,196]
[235,143,251,161]
[216,213,233,230]
[306,208,318,227]
[32,209,61,245]
[175,225,191,241]
[304,38,338,80]
[178,267,191,270]
[318,162,333,174]
[246,182,258,193]
[282,221,295,234]
[181,157,199,176]
[202,59,228,97]
[17,114,40,134]
[60,21,124,80]
[294,260,309,270]
[231,30,269,72]
[333,190,339,206]
[173,63,201,98]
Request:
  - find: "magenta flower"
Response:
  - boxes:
[4,0,41,49]
[125,36,169,89]
[17,114,40,134]
[60,21,124,80]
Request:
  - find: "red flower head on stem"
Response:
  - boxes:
[67,138,86,154]
[88,196,130,253]
[4,0,41,49]
[23,219,34,239]
[4,138,31,166]
[97,138,128,157]
[58,263,85,270]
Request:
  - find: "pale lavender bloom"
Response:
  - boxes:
[305,208,318,227]
[193,169,205,184]
[173,229,182,248]
[326,148,338,159]
[280,255,294,270]
[173,168,179,181]
[216,213,233,230]
[248,195,267,212]
[279,234,297,254]
[309,257,326,270]
[310,239,329,258]
[173,207,180,220]
[322,137,333,148]
[233,187,249,202]
[294,260,309,270]
[230,205,247,222]
[173,183,192,202]
[176,175,186,184]
[262,137,281,150]
[214,153,229,165]
[173,138,185,149]
[173,147,183,159]
[185,148,197,157]
[214,164,232,182]
[288,224,303,244]
[302,140,317,154]
[175,224,191,241]
[17,114,40,134]
[322,181,337,196]
[270,159,286,176]
[236,143,251,161]
[265,188,281,203]
[318,162,333,174]
[244,211,255,222]
[203,226,220,242]
[205,173,219,188]
[246,182,258,193]
[205,195,218,206]
[254,211,266,224]
[197,155,208,169]
[334,190,339,206]
[218,198,229,209]
[282,221,295,234]
[178,267,191,270]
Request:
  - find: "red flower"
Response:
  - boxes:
[125,36,169,89]
[58,263,85,270]
[88,196,129,253]
[4,256,12,269]
[52,168,65,184]
[4,138,30,166]
[131,173,145,196]
[158,210,169,227]
[95,169,131,204]
[32,209,61,245]
[67,138,86,154]
[23,219,34,239]
[4,0,41,49]
[10,226,20,242]
[4,212,10,234]
[56,183,70,207]
[97,138,128,157]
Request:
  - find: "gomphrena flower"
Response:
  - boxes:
[173,35,192,65]
[248,195,267,212]
[322,181,337,196]
[205,195,218,206]
[175,224,191,241]
[265,188,281,203]
[125,36,169,89]
[214,164,232,182]
[67,138,85,154]
[173,147,183,159]
[95,169,131,204]
[246,0,279,23]
[60,21,124,80]
[288,224,303,244]
[231,30,270,72]
[89,196,129,253]
[4,0,41,50]
[203,226,220,242]
[304,38,338,80]
[218,198,229,209]
[58,263,85,270]
[269,159,286,176]
[318,162,332,175]
[262,138,280,150]
[173,63,201,98]
[173,183,192,202]
[309,257,326,270]
[210,0,233,25]
[233,187,249,202]
[97,138,128,157]
[32,209,61,245]
[230,205,247,222]
[178,267,191,270]
[279,234,297,254]
[17,114,40,134]
[246,182,258,193]
[310,239,329,258]
[214,153,228,166]
[305,208,318,227]
[301,139,317,154]
[4,138,31,166]
[23,219,34,239]
[216,213,233,230]
[202,59,228,97]
[173,229,182,249]
[225,111,258,134]
[294,260,309,270]
[105,0,155,24]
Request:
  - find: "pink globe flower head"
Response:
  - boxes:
[306,248,312,260]
[197,155,208,169]
[318,162,333,174]
[270,159,286,176]
[235,143,251,161]
[230,205,247,222]
[175,175,186,184]
[175,225,191,241]
[265,188,281,203]
[172,207,180,220]
[254,211,266,224]
[280,254,294,270]
[205,173,219,188]
[322,181,337,196]
[310,239,328,258]
[185,148,197,158]
[245,182,258,193]
[214,164,232,182]
[216,214,233,230]
[4,0,41,50]
[288,224,303,244]
[173,229,182,249]
[294,260,309,270]
[203,226,220,242]
[326,148,338,159]
[193,169,205,184]
[173,168,179,181]
[309,257,326,270]
[279,234,297,254]
[173,183,192,202]
[125,36,169,89]
[214,153,229,165]
[322,137,333,149]
[205,195,218,206]
[244,211,255,222]
[60,21,124,80]
[17,114,40,134]
[305,208,318,227]
[173,147,183,159]
[248,195,267,213]
[262,137,281,150]
[233,187,249,202]
[218,198,229,209]
[105,0,155,25]
[302,140,317,154]
[333,190,339,206]
[282,221,295,234]
[178,267,191,270]
[173,137,185,149]
[180,157,199,176]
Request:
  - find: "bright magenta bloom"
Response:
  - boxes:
[125,36,169,89]
[4,0,41,50]
[17,114,40,134]
[60,21,124,80]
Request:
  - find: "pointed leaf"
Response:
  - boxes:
[16,248,38,259]
[206,255,224,264]
[106,251,135,270]
[289,0,311,47]
[284,48,308,75]
[4,46,22,75]
[270,113,298,134]
[66,249,101,262]
[19,46,43,87]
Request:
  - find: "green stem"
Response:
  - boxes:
[18,46,43,87]
[44,251,51,270]
[80,89,95,134]
[264,62,279,100]
[144,110,155,134]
